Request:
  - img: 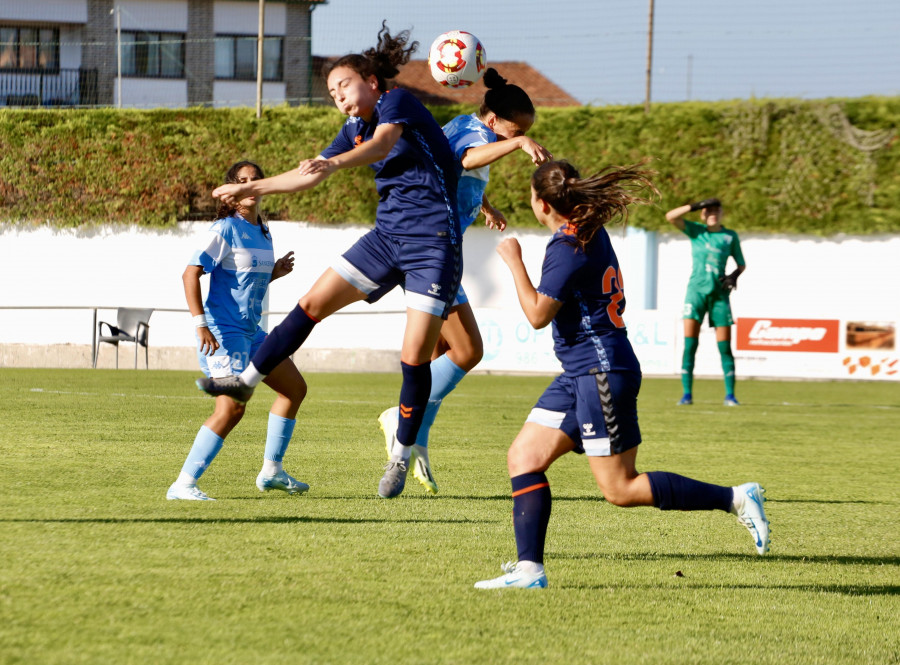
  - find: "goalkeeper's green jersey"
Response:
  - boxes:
[682,220,745,294]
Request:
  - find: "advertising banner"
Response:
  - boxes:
[735,317,898,381]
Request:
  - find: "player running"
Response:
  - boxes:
[474,161,769,589]
[665,198,746,406]
[195,23,461,499]
[167,161,309,501]
[377,67,552,495]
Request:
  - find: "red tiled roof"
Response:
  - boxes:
[311,57,580,107]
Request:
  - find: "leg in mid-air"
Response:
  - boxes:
[196,268,367,402]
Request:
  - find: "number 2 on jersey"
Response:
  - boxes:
[602,266,626,328]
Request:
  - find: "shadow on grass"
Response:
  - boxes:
[550,551,900,566]
[772,498,892,505]
[560,581,900,596]
[0,516,491,525]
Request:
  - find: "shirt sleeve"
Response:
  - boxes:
[319,122,357,159]
[188,219,232,274]
[536,236,582,302]
[375,88,422,127]
[447,124,492,164]
[730,231,746,266]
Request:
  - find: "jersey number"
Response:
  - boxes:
[602,266,626,328]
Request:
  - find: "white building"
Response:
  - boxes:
[0,0,325,107]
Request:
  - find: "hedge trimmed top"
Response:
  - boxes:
[2,97,897,235]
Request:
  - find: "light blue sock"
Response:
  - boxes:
[264,413,296,463]
[180,426,224,481]
[415,355,468,447]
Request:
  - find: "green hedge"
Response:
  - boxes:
[2,96,898,235]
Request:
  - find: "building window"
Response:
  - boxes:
[121,31,185,78]
[0,25,59,71]
[215,35,283,81]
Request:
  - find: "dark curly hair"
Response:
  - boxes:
[479,68,535,122]
[216,160,269,239]
[531,160,658,250]
[324,21,418,92]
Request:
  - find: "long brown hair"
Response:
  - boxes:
[216,160,269,238]
[531,160,658,250]
[324,21,418,92]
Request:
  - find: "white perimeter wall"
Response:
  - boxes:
[1,222,898,380]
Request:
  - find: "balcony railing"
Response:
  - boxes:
[0,68,99,107]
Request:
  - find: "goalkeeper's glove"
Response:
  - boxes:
[689,198,721,212]
[719,273,738,292]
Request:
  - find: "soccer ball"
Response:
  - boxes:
[428,31,487,89]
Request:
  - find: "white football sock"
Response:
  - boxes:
[261,459,282,476]
[516,560,545,575]
[175,472,197,487]
[240,362,265,388]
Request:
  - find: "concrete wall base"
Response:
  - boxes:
[0,344,402,373]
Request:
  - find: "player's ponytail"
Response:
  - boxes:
[480,67,535,122]
[326,21,418,92]
[216,160,270,237]
[531,160,657,250]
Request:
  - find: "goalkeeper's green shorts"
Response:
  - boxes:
[682,288,733,327]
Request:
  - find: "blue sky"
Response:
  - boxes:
[310,0,900,105]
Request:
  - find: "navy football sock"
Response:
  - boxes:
[646,471,733,512]
[396,361,432,447]
[252,305,318,375]
[511,472,552,564]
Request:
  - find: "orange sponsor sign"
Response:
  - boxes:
[736,318,840,353]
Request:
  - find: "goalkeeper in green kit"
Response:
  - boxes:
[666,198,745,406]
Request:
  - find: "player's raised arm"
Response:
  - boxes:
[496,237,562,329]
[460,135,551,169]
[665,203,692,231]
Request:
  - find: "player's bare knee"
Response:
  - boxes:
[596,481,636,507]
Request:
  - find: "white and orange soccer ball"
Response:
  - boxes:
[427,31,487,89]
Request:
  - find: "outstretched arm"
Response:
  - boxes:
[298,123,404,176]
[460,136,552,169]
[213,168,330,207]
[496,238,562,329]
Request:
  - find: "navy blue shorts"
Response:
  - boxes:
[333,229,461,319]
[526,371,642,456]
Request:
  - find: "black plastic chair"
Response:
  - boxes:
[93,308,153,369]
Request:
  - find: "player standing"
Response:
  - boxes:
[475,161,769,589]
[167,161,308,501]
[196,23,461,499]
[665,198,746,406]
[377,67,552,494]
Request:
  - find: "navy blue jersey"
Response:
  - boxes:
[320,88,460,245]
[536,224,641,376]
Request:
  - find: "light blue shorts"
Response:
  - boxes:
[197,326,267,378]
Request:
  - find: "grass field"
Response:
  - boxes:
[1,368,898,665]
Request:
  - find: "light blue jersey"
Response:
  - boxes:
[189,215,275,336]
[442,113,497,232]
